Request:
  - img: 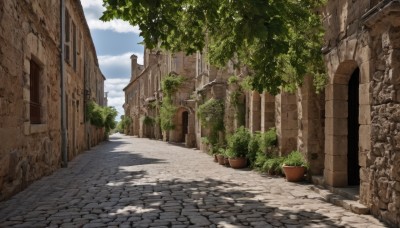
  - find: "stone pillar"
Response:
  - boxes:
[275,92,298,156]
[186,112,196,148]
[261,92,275,132]
[249,91,261,132]
[297,75,325,176]
[324,83,348,187]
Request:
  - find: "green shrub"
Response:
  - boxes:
[259,127,277,154]
[247,133,261,167]
[117,115,132,133]
[283,150,308,167]
[263,157,285,175]
[197,98,225,145]
[86,101,118,136]
[141,115,155,126]
[201,137,210,145]
[227,75,239,85]
[226,126,251,158]
[254,153,268,169]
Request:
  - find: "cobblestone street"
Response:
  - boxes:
[0,134,388,228]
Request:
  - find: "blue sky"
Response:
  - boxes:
[81,0,144,119]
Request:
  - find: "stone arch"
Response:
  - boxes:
[324,60,370,187]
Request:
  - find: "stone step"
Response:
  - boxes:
[309,185,370,215]
[311,176,360,201]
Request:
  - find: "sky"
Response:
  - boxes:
[81,0,144,120]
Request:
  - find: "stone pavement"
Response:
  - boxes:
[0,134,388,228]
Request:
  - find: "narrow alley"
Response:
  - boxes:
[0,134,387,228]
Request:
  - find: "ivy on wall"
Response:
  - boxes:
[159,73,185,131]
[197,98,224,145]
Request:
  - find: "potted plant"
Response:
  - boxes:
[282,150,308,182]
[217,151,225,165]
[263,156,285,175]
[226,126,251,169]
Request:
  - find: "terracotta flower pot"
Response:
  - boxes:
[214,154,218,162]
[282,165,306,182]
[217,155,225,165]
[228,157,247,169]
[224,157,230,167]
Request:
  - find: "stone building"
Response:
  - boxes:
[319,0,400,225]
[0,0,106,201]
[123,49,197,146]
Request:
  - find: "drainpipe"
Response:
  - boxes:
[60,0,68,167]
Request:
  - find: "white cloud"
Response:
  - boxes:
[81,0,140,34]
[98,52,143,78]
[105,78,130,120]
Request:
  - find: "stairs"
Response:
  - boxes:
[309,176,370,215]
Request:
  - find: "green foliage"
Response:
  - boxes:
[86,101,118,136]
[247,133,261,167]
[159,97,176,131]
[218,147,227,156]
[240,77,253,92]
[141,115,155,126]
[263,157,285,175]
[101,0,327,94]
[197,98,225,145]
[161,73,184,97]
[246,128,278,168]
[259,128,278,154]
[229,90,242,108]
[227,75,239,85]
[201,137,210,145]
[116,115,132,133]
[226,126,251,158]
[103,106,118,135]
[283,150,308,167]
[158,73,184,131]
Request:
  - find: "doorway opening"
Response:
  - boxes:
[347,68,360,186]
[181,111,188,142]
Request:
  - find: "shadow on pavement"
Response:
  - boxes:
[0,135,387,227]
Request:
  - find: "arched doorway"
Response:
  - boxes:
[182,111,188,142]
[348,68,360,185]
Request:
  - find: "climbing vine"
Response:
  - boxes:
[197,98,224,145]
[159,73,185,131]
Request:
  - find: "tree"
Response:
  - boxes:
[101,0,326,94]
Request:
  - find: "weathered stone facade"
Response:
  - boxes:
[321,0,400,226]
[123,49,197,146]
[0,0,106,201]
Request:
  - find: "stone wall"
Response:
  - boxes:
[365,4,400,225]
[322,0,400,226]
[0,0,105,201]
[0,0,61,201]
[275,92,298,156]
[297,76,325,176]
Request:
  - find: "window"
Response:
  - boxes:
[65,9,70,63]
[72,21,77,71]
[30,60,41,124]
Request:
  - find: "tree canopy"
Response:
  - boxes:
[101,0,326,94]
